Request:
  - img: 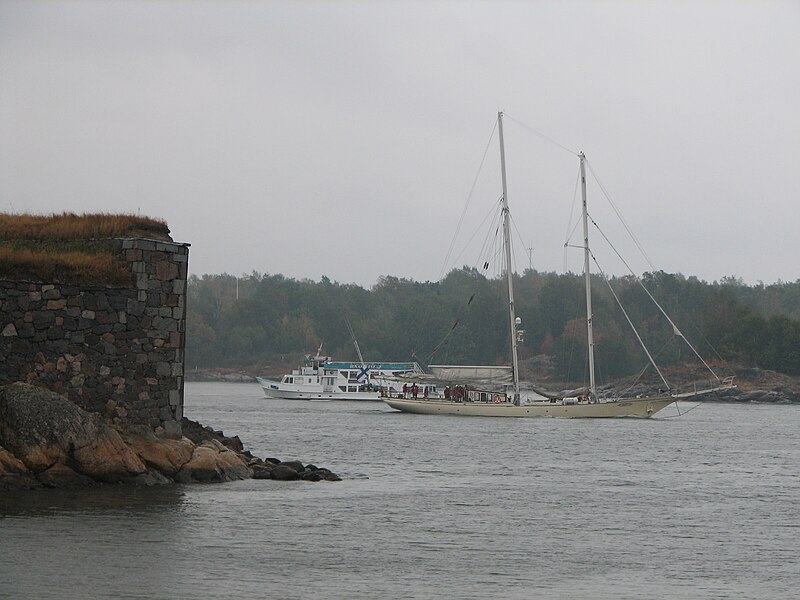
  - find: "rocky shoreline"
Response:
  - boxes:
[605,366,800,404]
[0,382,340,491]
[189,365,800,404]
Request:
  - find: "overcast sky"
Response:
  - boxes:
[2,0,798,287]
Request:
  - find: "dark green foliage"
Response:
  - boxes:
[185,269,800,377]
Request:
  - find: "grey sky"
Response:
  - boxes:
[2,0,798,287]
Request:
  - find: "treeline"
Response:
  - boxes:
[186,269,800,380]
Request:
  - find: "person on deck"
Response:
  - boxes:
[412,384,419,399]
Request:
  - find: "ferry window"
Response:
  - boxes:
[287,377,293,384]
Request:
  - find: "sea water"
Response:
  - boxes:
[1,382,798,599]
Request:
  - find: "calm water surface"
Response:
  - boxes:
[1,382,798,599]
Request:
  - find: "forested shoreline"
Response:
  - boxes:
[186,269,800,385]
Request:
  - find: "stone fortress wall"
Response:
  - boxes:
[0,239,189,436]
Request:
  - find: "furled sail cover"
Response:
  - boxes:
[428,365,513,384]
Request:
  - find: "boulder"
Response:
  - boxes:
[122,427,196,477]
[174,439,252,483]
[37,463,96,488]
[0,444,40,490]
[0,383,340,487]
[0,382,146,481]
[280,460,306,473]
[270,464,299,481]
[251,463,274,479]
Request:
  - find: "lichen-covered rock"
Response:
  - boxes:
[174,439,252,483]
[0,382,146,481]
[122,427,195,477]
[0,383,340,488]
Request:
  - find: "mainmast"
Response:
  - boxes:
[498,111,521,404]
[579,152,597,400]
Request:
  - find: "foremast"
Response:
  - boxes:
[498,111,521,404]
[579,152,597,400]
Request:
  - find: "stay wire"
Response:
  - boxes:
[428,203,505,364]
[440,118,498,280]
[504,113,579,157]
[585,158,656,272]
[589,213,721,382]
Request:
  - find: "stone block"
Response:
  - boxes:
[162,419,182,438]
[156,362,171,376]
[46,299,67,310]
[16,323,35,338]
[169,331,183,348]
[125,249,143,262]
[133,240,156,252]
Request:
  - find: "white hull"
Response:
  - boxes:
[383,395,676,418]
[257,377,381,401]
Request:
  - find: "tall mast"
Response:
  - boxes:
[580,152,597,399]
[498,111,521,403]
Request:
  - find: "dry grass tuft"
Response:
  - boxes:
[0,247,132,286]
[0,212,170,285]
[0,212,171,242]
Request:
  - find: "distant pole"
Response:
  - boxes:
[527,245,533,271]
[236,276,239,301]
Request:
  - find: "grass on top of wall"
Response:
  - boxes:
[0,212,169,285]
[0,212,171,242]
[0,246,133,286]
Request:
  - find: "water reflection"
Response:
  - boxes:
[0,485,187,517]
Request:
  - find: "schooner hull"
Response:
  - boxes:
[383,396,676,418]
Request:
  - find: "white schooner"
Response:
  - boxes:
[384,112,733,418]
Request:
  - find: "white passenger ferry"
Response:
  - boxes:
[256,353,427,401]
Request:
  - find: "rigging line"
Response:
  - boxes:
[439,118,499,280]
[584,158,656,272]
[429,205,504,364]
[592,252,672,391]
[448,195,503,274]
[509,212,531,271]
[475,200,504,271]
[344,316,366,367]
[662,403,702,418]
[503,113,579,157]
[563,168,582,271]
[588,215,721,383]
